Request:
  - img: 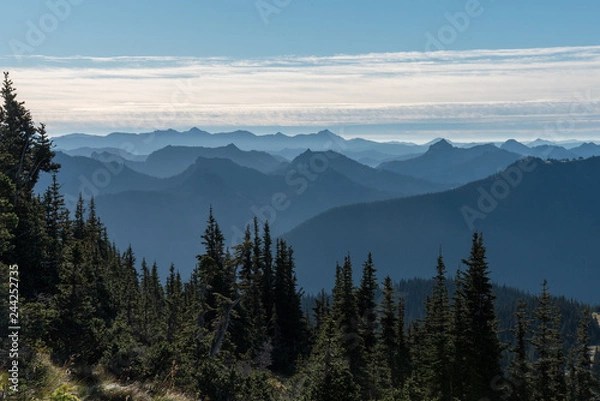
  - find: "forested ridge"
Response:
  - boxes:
[1,73,599,400]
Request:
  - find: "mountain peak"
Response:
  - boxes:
[224,143,240,151]
[317,129,337,137]
[429,139,454,152]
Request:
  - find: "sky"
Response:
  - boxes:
[1,0,599,142]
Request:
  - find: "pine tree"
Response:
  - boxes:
[395,295,411,387]
[420,252,453,401]
[357,253,378,354]
[508,299,533,401]
[261,221,275,336]
[272,239,305,373]
[454,233,504,401]
[568,308,598,400]
[304,316,361,401]
[1,73,59,297]
[230,224,257,355]
[332,255,364,382]
[530,280,566,401]
[165,263,183,343]
[0,172,17,257]
[379,276,398,384]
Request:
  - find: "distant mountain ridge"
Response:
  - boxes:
[284,156,600,303]
[378,139,524,186]
[117,143,286,178]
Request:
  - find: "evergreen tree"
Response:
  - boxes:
[357,253,378,352]
[379,276,398,384]
[455,233,504,401]
[420,252,453,401]
[303,316,361,401]
[272,239,305,373]
[568,308,598,401]
[0,172,17,256]
[332,255,364,381]
[261,221,275,336]
[530,280,566,401]
[230,224,257,355]
[508,299,533,401]
[1,72,59,297]
[165,263,183,343]
[395,295,411,387]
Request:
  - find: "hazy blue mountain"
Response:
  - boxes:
[501,139,534,155]
[530,145,578,160]
[36,152,162,207]
[53,128,432,157]
[121,143,286,178]
[571,142,600,158]
[279,150,448,196]
[62,146,148,161]
[378,139,523,186]
[284,156,600,303]
[501,139,583,160]
[91,155,405,278]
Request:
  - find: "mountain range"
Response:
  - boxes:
[284,156,600,303]
[42,129,600,302]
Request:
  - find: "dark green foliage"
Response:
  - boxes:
[530,280,567,401]
[272,239,305,373]
[419,252,453,400]
[454,233,504,401]
[2,79,599,400]
[303,316,361,401]
[567,308,599,401]
[508,299,533,401]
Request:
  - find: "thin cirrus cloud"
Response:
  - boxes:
[2,45,600,141]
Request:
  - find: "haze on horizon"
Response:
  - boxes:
[1,0,599,143]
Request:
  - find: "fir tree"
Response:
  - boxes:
[357,253,378,354]
[420,252,453,401]
[530,280,566,401]
[455,233,504,401]
[272,239,305,373]
[304,316,361,401]
[508,299,533,401]
[379,276,398,384]
[568,308,598,401]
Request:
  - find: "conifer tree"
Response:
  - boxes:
[530,280,566,401]
[508,299,532,401]
[272,239,305,373]
[303,316,361,401]
[357,253,378,354]
[454,233,504,401]
[332,255,365,386]
[568,308,598,401]
[261,221,275,336]
[380,276,398,383]
[1,72,59,297]
[395,295,411,387]
[165,263,183,343]
[230,224,259,355]
[420,252,453,401]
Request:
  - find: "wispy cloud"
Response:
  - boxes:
[2,45,600,141]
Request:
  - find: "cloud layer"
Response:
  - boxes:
[3,46,600,141]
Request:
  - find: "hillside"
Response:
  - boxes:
[378,139,523,186]
[285,157,600,302]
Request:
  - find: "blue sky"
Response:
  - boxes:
[1,0,600,141]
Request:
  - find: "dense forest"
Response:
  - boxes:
[1,72,599,400]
